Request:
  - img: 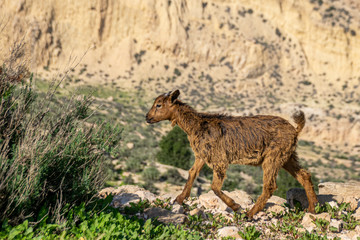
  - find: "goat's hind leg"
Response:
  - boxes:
[211,167,241,212]
[247,159,280,219]
[176,157,205,204]
[283,153,318,213]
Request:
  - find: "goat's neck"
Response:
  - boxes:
[171,105,200,136]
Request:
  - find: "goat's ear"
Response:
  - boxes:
[170,89,180,103]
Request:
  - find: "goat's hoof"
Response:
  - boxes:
[175,195,184,205]
[231,203,241,212]
[245,210,256,221]
[244,213,254,221]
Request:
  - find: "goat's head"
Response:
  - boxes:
[146,90,180,124]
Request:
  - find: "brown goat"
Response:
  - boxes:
[146,90,318,218]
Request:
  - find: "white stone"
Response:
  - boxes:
[126,142,134,149]
[144,207,186,225]
[171,204,184,214]
[329,219,343,233]
[217,226,243,240]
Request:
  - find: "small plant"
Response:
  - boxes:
[152,198,172,211]
[238,226,261,240]
[122,199,151,215]
[311,215,329,232]
[174,68,181,77]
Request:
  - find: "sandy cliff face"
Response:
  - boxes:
[1,0,360,150]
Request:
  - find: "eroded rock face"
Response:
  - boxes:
[2,0,360,81]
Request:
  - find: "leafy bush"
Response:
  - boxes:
[0,64,122,224]
[157,126,193,170]
[142,166,161,182]
[161,168,186,186]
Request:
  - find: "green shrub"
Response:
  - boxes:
[125,153,145,172]
[0,66,122,224]
[157,126,193,170]
[142,166,161,182]
[161,168,186,186]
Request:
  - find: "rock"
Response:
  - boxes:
[199,190,253,212]
[228,190,254,208]
[217,226,243,240]
[353,207,360,221]
[126,142,134,149]
[329,219,343,233]
[335,234,352,240]
[99,185,157,208]
[328,201,339,208]
[143,207,186,225]
[111,193,141,208]
[318,182,360,210]
[266,204,285,214]
[301,212,331,232]
[171,204,184,214]
[355,225,360,235]
[159,192,178,202]
[319,182,360,197]
[265,196,286,214]
[268,195,287,205]
[189,208,207,219]
[287,188,309,209]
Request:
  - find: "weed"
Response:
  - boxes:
[238,225,261,240]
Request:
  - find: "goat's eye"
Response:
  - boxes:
[156,104,161,108]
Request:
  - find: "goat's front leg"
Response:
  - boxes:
[175,158,205,204]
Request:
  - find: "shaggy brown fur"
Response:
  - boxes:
[146,90,318,218]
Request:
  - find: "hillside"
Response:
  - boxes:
[1,0,360,193]
[1,0,360,154]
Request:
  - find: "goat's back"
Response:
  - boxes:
[189,114,298,167]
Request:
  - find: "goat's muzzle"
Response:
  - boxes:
[145,114,154,124]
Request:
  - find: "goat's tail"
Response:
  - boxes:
[292,110,305,135]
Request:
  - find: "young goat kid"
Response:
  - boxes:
[146,90,318,218]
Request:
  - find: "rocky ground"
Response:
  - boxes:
[99,182,360,239]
